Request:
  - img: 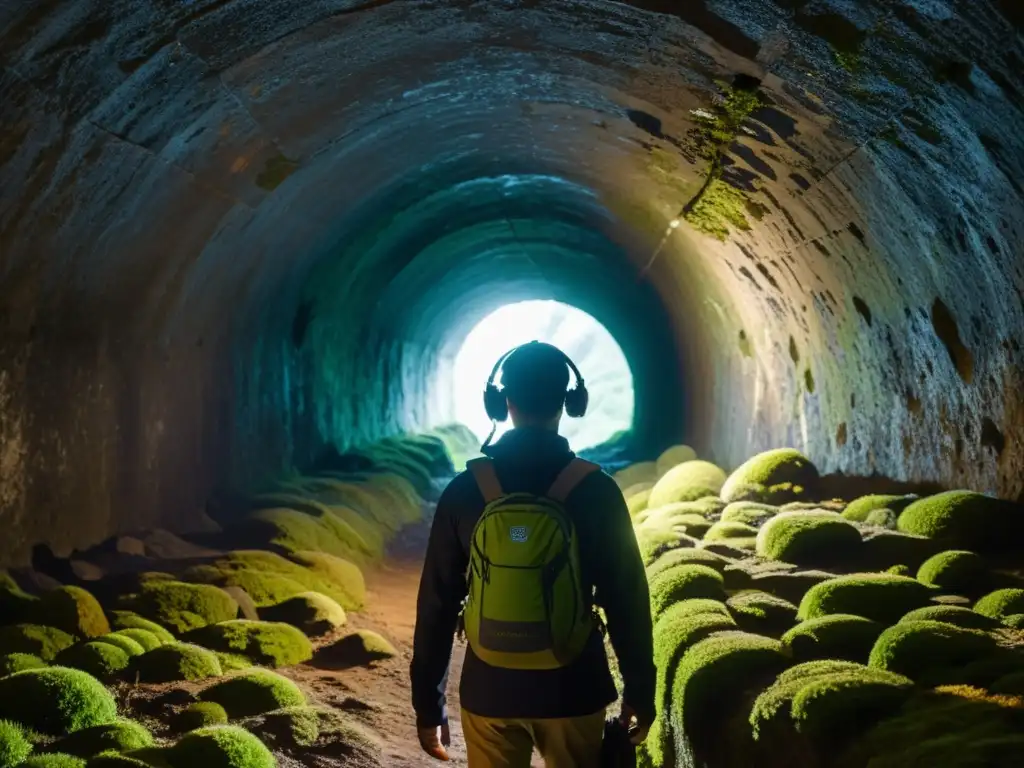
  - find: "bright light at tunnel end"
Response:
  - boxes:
[452,301,635,451]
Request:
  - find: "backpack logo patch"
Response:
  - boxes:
[509,525,529,543]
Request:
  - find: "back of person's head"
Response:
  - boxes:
[501,342,571,421]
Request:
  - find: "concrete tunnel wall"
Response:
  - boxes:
[1,0,1022,565]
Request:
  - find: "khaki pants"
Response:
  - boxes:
[461,709,605,768]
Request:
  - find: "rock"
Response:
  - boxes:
[220,586,260,621]
[6,568,63,595]
[314,630,398,669]
[138,530,221,560]
[115,537,147,557]
[69,560,105,582]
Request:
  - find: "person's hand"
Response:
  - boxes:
[418,722,451,761]
[619,703,652,746]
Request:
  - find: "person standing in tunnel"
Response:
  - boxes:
[411,341,655,766]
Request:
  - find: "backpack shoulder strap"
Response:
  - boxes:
[467,458,504,504]
[548,458,600,503]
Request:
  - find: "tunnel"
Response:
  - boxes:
[0,4,1020,557]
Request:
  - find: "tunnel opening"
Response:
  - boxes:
[451,300,635,453]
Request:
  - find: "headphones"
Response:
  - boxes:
[483,341,589,422]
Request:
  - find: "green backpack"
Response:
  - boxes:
[462,457,598,670]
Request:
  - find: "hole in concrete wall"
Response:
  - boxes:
[789,336,800,364]
[836,422,847,447]
[453,300,633,451]
[804,368,816,393]
[981,417,1006,456]
[930,298,975,383]
[738,329,753,358]
[852,296,872,327]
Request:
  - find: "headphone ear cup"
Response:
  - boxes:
[564,384,588,418]
[483,385,509,422]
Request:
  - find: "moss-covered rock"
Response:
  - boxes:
[644,510,712,539]
[868,620,997,681]
[656,445,698,477]
[703,521,759,548]
[130,643,223,683]
[86,755,153,768]
[19,755,86,768]
[129,581,239,634]
[108,629,162,653]
[0,667,117,735]
[648,565,726,619]
[626,488,652,516]
[645,547,730,580]
[54,643,130,681]
[634,526,696,567]
[184,620,312,668]
[0,624,76,662]
[51,721,154,758]
[165,725,275,768]
[613,462,658,490]
[749,570,833,605]
[974,589,1024,619]
[107,613,175,645]
[899,605,1001,631]
[173,703,229,733]
[721,449,819,504]
[200,669,305,718]
[258,593,347,636]
[858,529,939,571]
[781,614,883,663]
[92,635,145,658]
[896,491,1023,553]
[797,573,934,623]
[842,494,917,523]
[239,503,375,565]
[0,719,32,768]
[726,591,798,635]
[316,630,397,669]
[0,577,40,628]
[36,588,110,639]
[755,511,861,565]
[991,672,1024,696]
[720,502,778,526]
[916,550,989,595]
[649,461,727,507]
[1003,613,1024,629]
[0,651,46,676]
[242,705,382,757]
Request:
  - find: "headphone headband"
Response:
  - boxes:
[486,341,585,390]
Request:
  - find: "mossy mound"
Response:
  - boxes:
[703,521,759,547]
[200,669,306,718]
[721,449,819,504]
[613,462,658,490]
[128,581,239,634]
[886,564,911,576]
[0,719,32,768]
[899,605,1001,631]
[656,445,698,477]
[866,508,898,529]
[165,725,275,768]
[0,652,46,675]
[929,653,1024,689]
[19,755,86,768]
[720,502,778,526]
[214,652,254,673]
[51,721,154,758]
[842,494,917,522]
[634,525,695,566]
[130,643,223,683]
[726,591,798,635]
[645,548,730,580]
[0,581,39,628]
[916,550,989,594]
[92,635,145,658]
[0,667,117,735]
[642,509,712,539]
[974,588,1024,619]
[868,620,997,681]
[36,588,110,639]
[173,703,229,733]
[184,620,312,668]
[0,625,76,661]
[240,503,374,566]
[896,491,1023,553]
[648,565,726,619]
[259,592,347,636]
[991,672,1024,696]
[242,705,382,756]
[1003,613,1024,629]
[86,755,153,768]
[755,511,861,565]
[798,573,934,623]
[749,570,834,605]
[781,614,883,663]
[54,643,130,680]
[649,461,727,507]
[316,630,397,668]
[626,488,652,516]
[108,629,162,653]
[858,529,939,571]
[107,613,175,645]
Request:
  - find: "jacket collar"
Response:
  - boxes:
[482,427,573,462]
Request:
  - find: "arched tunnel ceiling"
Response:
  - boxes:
[0,0,1022,563]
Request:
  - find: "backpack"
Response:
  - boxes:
[462,456,599,670]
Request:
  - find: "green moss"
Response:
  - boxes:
[643,510,712,539]
[107,613,175,645]
[0,652,46,675]
[781,614,883,663]
[797,573,934,623]
[0,625,76,661]
[241,504,373,565]
[859,529,939,571]
[886,564,911,576]
[974,589,1024,619]
[86,755,153,768]
[165,725,274,768]
[655,445,698,477]
[108,630,161,653]
[36,588,110,639]
[916,550,989,594]
[704,521,759,543]
[319,630,397,667]
[755,511,861,565]
[899,605,1001,631]
[200,669,306,718]
[930,654,1024,688]
[626,489,652,516]
[214,652,254,673]
[92,635,145,658]
[867,508,898,529]
[749,570,833,605]
[173,703,229,733]
[0,719,32,768]
[721,449,819,504]
[685,178,752,241]
[130,643,222,683]
[645,547,730,580]
[19,755,86,768]
[613,462,658,490]
[634,526,694,567]
[721,502,778,526]
[868,620,997,681]
[129,581,239,634]
[648,565,726,619]
[648,461,727,508]
[841,494,918,522]
[726,591,798,634]
[184,620,312,668]
[1002,613,1024,629]
[897,491,1023,552]
[991,672,1024,696]
[52,721,154,758]
[242,705,381,755]
[0,577,40,627]
[258,592,347,636]
[0,667,117,735]
[54,643,130,680]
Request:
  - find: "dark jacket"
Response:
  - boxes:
[410,427,655,727]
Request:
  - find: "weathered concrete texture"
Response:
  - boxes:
[1,0,1022,563]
